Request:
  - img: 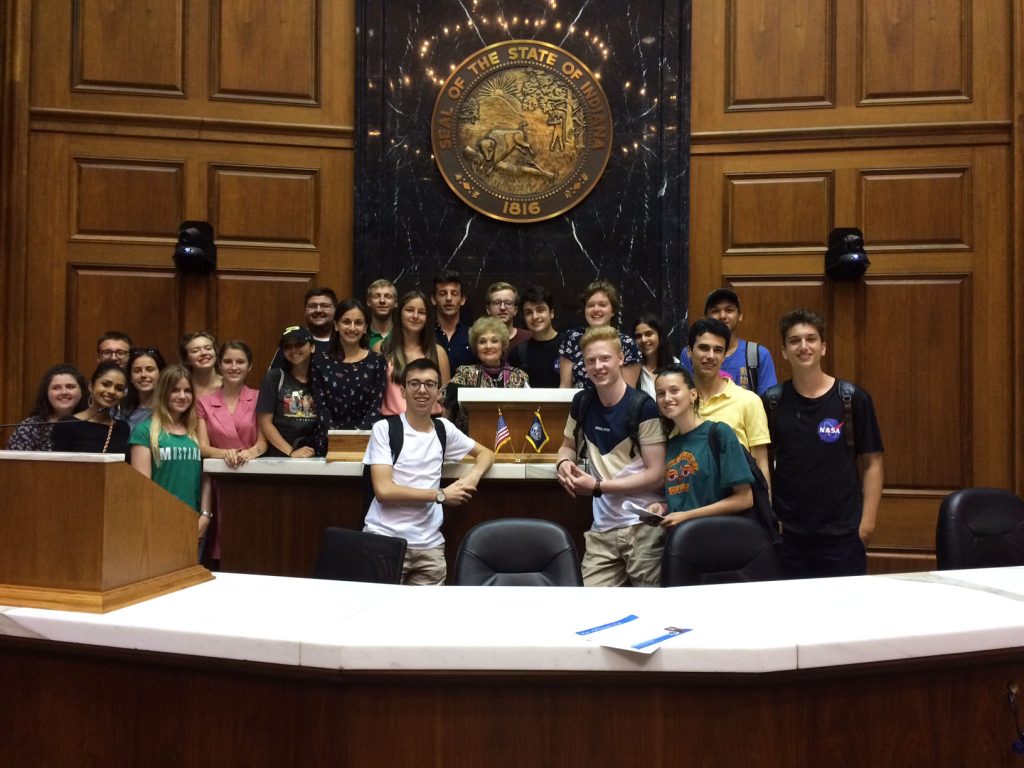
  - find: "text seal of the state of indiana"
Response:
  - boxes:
[431,40,613,224]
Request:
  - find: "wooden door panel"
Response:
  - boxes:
[859,278,968,490]
[66,267,180,373]
[214,273,316,385]
[691,143,1012,564]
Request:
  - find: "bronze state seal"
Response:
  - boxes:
[432,40,613,223]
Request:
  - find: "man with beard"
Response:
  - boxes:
[269,287,338,370]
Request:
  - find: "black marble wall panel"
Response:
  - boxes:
[355,0,690,341]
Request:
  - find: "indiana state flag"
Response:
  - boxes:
[494,410,512,453]
[525,410,549,452]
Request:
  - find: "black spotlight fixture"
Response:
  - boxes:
[825,227,869,282]
[173,221,217,276]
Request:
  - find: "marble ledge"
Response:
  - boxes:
[203,458,558,480]
[0,451,124,464]
[3,569,1024,675]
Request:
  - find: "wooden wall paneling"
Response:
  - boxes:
[66,267,181,372]
[1015,0,1024,494]
[860,0,970,104]
[726,0,835,111]
[725,172,834,253]
[22,126,353,414]
[210,165,318,247]
[72,0,186,96]
[72,158,185,239]
[858,278,969,490]
[211,0,319,105]
[692,0,1011,135]
[25,132,75,399]
[859,168,971,249]
[965,145,1014,489]
[32,0,355,128]
[0,0,33,429]
[214,273,317,384]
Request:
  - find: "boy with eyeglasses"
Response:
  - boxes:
[484,281,532,352]
[363,358,494,585]
[96,331,133,370]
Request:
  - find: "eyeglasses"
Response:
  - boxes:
[98,349,130,360]
[306,302,334,310]
[489,299,516,308]
[405,379,439,391]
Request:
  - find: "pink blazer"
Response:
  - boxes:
[197,387,260,449]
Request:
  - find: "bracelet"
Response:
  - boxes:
[199,510,213,519]
[556,458,573,471]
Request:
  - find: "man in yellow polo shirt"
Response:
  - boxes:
[687,318,771,492]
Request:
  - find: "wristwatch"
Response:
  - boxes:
[592,480,603,498]
[435,489,446,504]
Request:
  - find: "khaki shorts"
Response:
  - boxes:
[402,545,447,586]
[581,523,663,587]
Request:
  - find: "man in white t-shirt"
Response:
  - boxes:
[363,358,494,585]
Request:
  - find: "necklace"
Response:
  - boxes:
[100,420,114,453]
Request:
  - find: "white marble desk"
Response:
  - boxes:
[3,567,1023,674]
[4,569,1024,767]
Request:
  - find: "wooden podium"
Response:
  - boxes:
[459,388,576,462]
[0,453,212,613]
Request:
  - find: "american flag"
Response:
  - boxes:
[494,410,511,453]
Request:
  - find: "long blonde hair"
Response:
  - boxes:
[148,365,198,465]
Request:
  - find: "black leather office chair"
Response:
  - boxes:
[661,515,781,587]
[451,518,583,586]
[312,527,407,584]
[936,488,1024,570]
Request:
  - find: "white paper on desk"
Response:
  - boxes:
[622,500,664,522]
[576,614,692,655]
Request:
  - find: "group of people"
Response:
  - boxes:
[5,277,883,587]
[361,280,882,587]
[553,291,883,588]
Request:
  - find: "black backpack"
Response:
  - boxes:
[570,386,650,461]
[706,421,780,545]
[362,415,448,513]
